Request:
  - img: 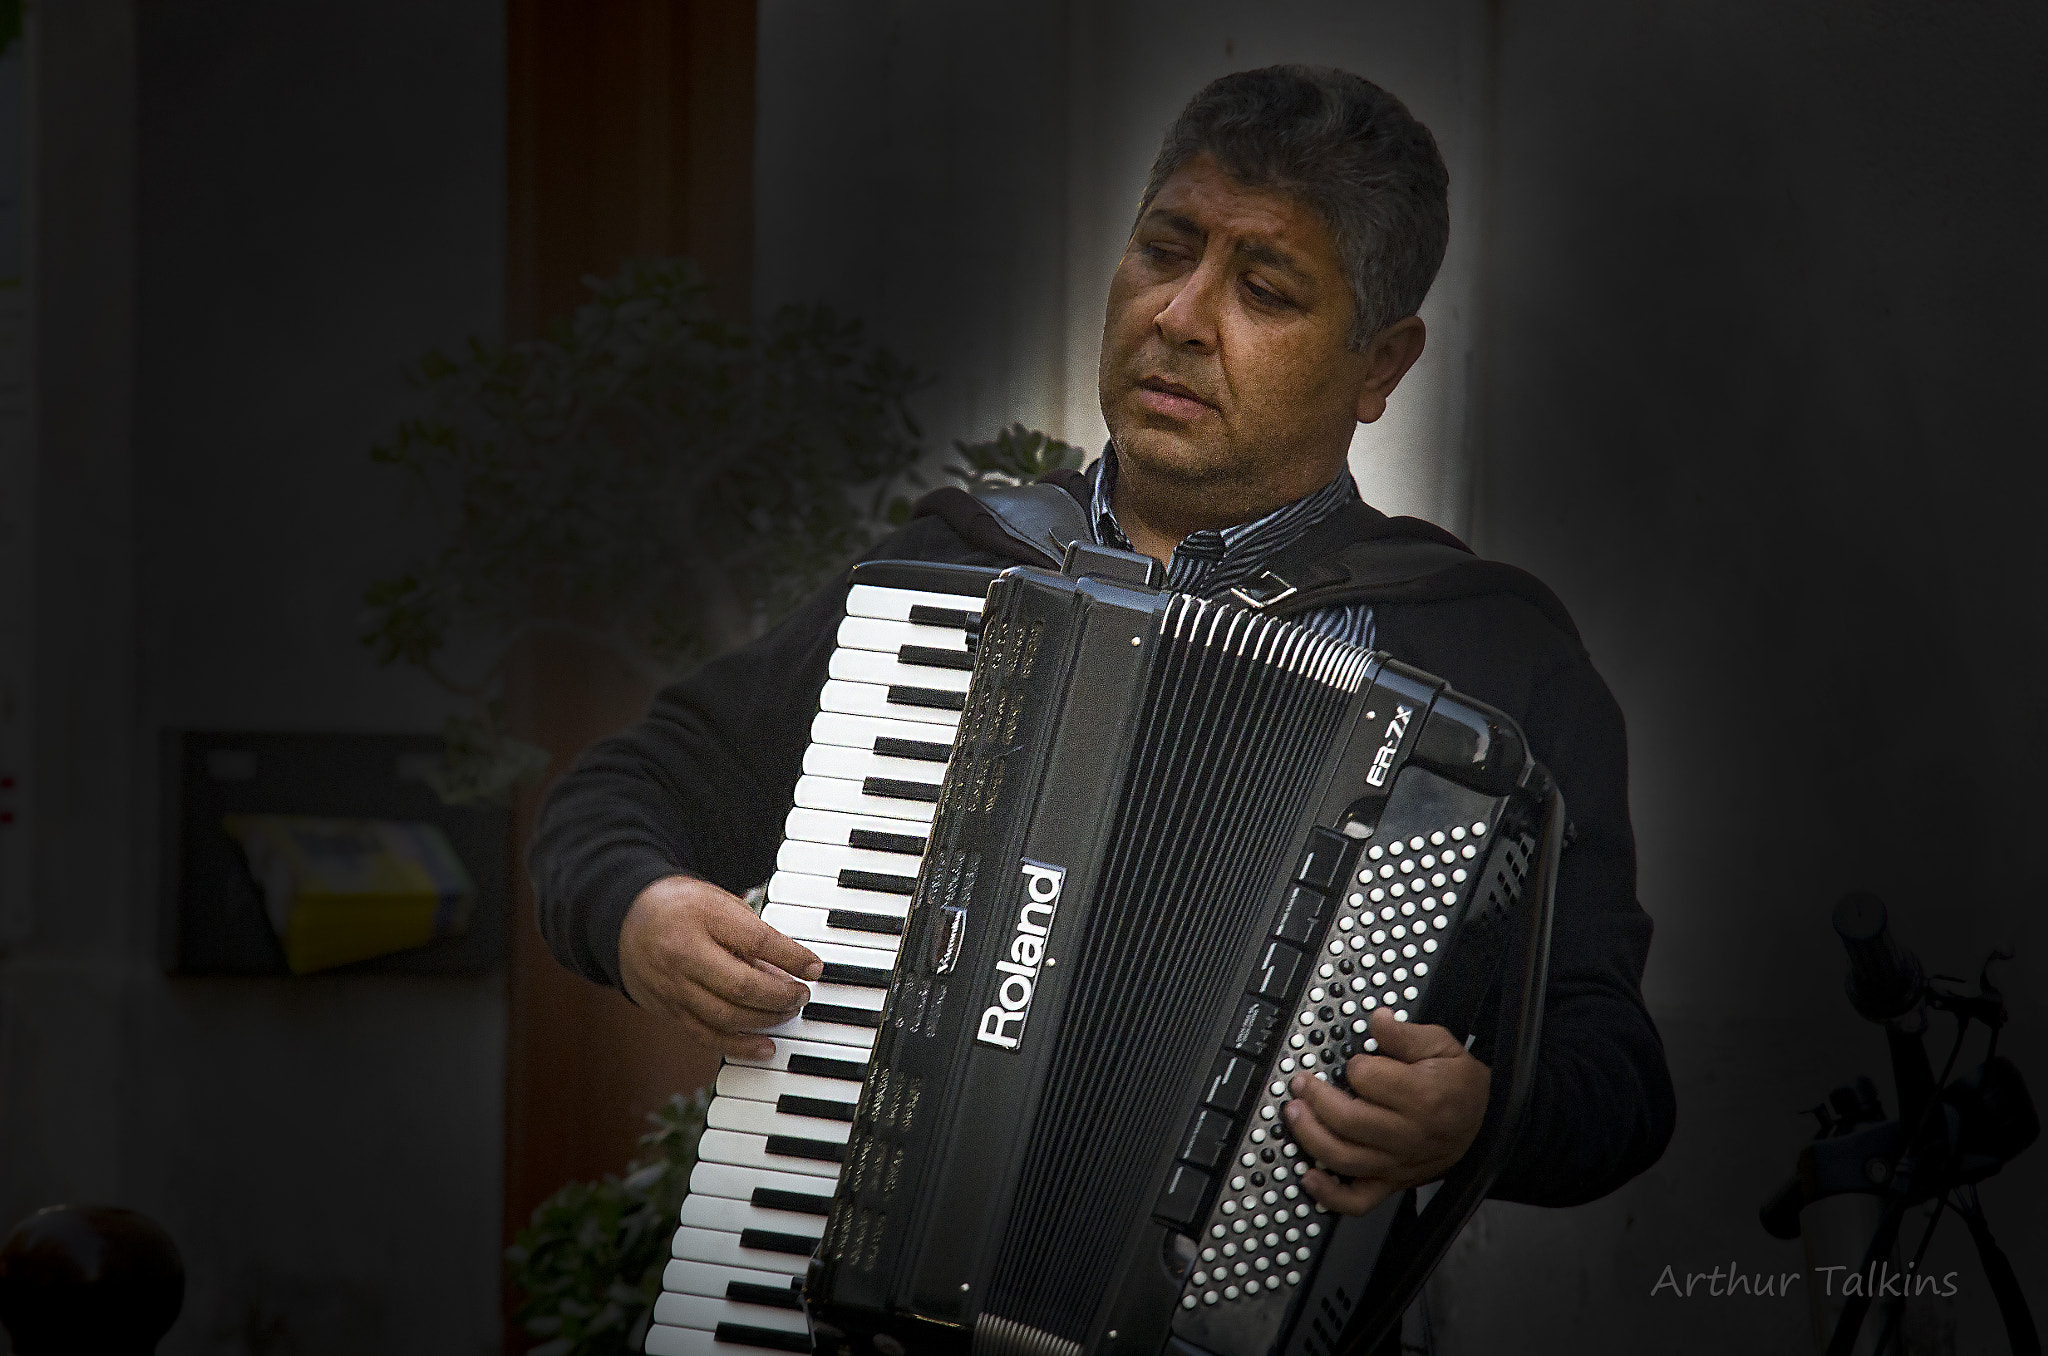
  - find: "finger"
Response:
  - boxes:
[671,1005,777,1062]
[1289,1071,1411,1152]
[673,976,806,1039]
[706,904,824,981]
[1299,1166,1399,1217]
[625,974,779,1061]
[1337,1053,1434,1118]
[689,941,814,1017]
[1364,1008,1465,1062]
[1281,1097,1402,1179]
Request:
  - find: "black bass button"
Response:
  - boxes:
[1272,885,1328,946]
[1252,939,1306,1002]
[1177,1108,1234,1172]
[1153,1162,1211,1229]
[1224,997,1282,1061]
[1202,1053,1256,1115]
[1294,827,1350,892]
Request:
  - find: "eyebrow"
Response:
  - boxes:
[1139,209,1315,285]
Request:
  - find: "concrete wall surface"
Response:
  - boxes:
[7,2,508,1352]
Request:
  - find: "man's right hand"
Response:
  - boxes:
[618,875,825,1060]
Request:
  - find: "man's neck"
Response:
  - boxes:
[1107,452,1346,567]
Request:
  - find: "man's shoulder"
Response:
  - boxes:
[858,509,1021,571]
[1372,582,1604,734]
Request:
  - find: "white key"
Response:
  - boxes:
[777,839,920,884]
[809,710,957,752]
[768,871,914,916]
[651,1290,809,1335]
[696,1128,842,1179]
[828,648,972,692]
[679,1195,827,1241]
[724,1033,879,1075]
[669,1225,808,1276]
[835,615,970,654]
[660,1257,804,1301]
[782,806,931,850]
[688,1160,840,1206]
[803,744,947,787]
[762,902,904,954]
[845,582,986,621]
[793,774,937,824]
[710,1097,855,1144]
[699,1084,853,1150]
[818,678,962,727]
[646,1320,802,1356]
[754,1011,876,1051]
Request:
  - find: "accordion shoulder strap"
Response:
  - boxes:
[1246,501,1585,646]
[909,473,1091,568]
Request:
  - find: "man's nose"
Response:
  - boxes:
[1154,263,1223,352]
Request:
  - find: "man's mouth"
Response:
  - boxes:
[1134,375,1216,418]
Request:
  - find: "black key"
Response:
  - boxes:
[888,684,966,712]
[838,868,918,896]
[1294,827,1351,892]
[862,776,942,803]
[752,1187,834,1217]
[1152,1162,1211,1230]
[873,735,952,763]
[726,1279,805,1309]
[1272,884,1329,946]
[826,909,905,937]
[805,1002,882,1029]
[765,1134,846,1165]
[848,827,927,855]
[715,1321,810,1352]
[740,1227,821,1257]
[1177,1107,1234,1172]
[776,1094,856,1122]
[898,644,974,671]
[1224,996,1282,1061]
[787,1053,867,1082]
[1252,939,1306,1002]
[820,961,892,989]
[1202,1053,1256,1115]
[908,604,976,629]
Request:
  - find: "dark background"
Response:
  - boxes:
[5,2,2044,1353]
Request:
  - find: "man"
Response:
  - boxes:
[532,66,1674,1223]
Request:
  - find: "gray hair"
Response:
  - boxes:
[1139,65,1450,349]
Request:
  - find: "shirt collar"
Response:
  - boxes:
[1088,443,1361,596]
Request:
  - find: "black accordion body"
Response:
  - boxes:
[648,550,1560,1356]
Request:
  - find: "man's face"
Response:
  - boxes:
[1098,153,1376,524]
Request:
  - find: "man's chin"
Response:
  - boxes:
[1111,425,1235,486]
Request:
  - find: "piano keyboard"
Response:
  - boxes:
[645,567,991,1356]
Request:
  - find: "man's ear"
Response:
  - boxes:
[1354,316,1429,424]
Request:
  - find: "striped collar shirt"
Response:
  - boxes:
[1088,447,1377,650]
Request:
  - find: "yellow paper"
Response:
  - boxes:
[222,815,475,974]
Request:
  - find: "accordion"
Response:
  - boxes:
[648,548,1560,1356]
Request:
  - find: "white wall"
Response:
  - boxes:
[755,0,1489,534]
[5,3,508,1352]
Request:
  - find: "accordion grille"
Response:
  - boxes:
[986,599,1366,1337]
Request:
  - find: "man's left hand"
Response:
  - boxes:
[1281,1007,1491,1216]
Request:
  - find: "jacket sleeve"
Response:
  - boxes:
[525,565,848,993]
[528,517,995,994]
[1482,649,1677,1205]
